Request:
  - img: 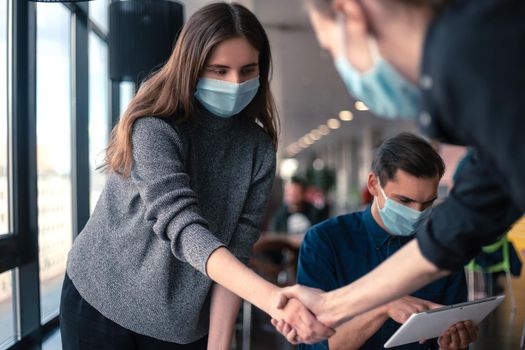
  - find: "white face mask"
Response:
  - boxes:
[334,15,421,120]
[376,185,432,236]
[195,76,260,118]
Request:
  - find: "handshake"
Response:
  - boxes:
[268,285,478,349]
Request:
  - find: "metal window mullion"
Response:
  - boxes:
[12,0,40,340]
[71,4,90,239]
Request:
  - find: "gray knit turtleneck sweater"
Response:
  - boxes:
[66,108,276,343]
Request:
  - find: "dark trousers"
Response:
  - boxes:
[60,273,207,350]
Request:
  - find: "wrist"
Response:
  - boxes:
[258,285,282,318]
[317,290,346,328]
[207,331,233,350]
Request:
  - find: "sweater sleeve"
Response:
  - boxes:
[228,140,276,264]
[130,117,225,275]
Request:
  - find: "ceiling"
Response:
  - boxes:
[178,0,416,158]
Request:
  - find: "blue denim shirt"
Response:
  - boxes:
[297,206,467,350]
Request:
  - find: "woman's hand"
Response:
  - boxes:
[272,318,300,345]
[205,249,333,344]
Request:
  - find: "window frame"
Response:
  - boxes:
[0,2,113,348]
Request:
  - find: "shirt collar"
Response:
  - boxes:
[363,205,391,250]
[362,205,412,250]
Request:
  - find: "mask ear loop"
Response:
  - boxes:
[338,10,380,67]
[367,35,381,65]
[376,177,388,211]
[336,13,349,61]
[378,178,388,201]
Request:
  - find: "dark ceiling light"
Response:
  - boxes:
[109,0,184,83]
[28,0,93,2]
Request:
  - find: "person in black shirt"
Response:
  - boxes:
[271,176,323,234]
[274,0,525,346]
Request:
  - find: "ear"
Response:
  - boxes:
[333,0,369,36]
[332,0,374,71]
[367,172,379,197]
[307,7,339,53]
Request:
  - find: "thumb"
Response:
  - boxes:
[276,291,290,310]
[427,302,443,310]
[276,286,299,310]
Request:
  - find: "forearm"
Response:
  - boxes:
[206,247,281,318]
[328,306,389,350]
[324,240,448,326]
[208,283,242,350]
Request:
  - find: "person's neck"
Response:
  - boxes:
[377,8,434,84]
[287,202,303,213]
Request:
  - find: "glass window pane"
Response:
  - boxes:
[0,0,8,236]
[89,0,109,34]
[36,3,72,323]
[89,32,109,212]
[0,270,15,347]
[119,81,135,115]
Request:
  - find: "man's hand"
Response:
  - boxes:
[276,284,339,327]
[385,295,442,324]
[438,320,479,349]
[271,297,334,344]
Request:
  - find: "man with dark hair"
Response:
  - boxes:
[295,133,477,350]
[271,176,323,234]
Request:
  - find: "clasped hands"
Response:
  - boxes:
[270,285,479,349]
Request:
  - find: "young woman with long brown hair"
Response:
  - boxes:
[59,3,333,349]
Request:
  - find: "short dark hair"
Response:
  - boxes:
[290,175,308,188]
[372,132,445,186]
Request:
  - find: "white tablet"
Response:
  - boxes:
[384,295,505,348]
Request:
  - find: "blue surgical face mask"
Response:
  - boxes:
[195,76,260,118]
[376,185,432,236]
[334,16,421,120]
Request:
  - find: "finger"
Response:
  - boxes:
[463,320,478,341]
[303,309,336,336]
[275,320,285,334]
[427,301,444,309]
[285,328,298,345]
[449,327,460,349]
[271,318,278,327]
[438,332,451,348]
[455,323,470,348]
[297,304,335,341]
[279,320,290,335]
[398,309,413,324]
[283,322,292,335]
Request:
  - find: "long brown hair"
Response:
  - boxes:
[106,2,279,176]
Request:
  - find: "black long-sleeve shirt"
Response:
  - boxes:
[415,0,525,270]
